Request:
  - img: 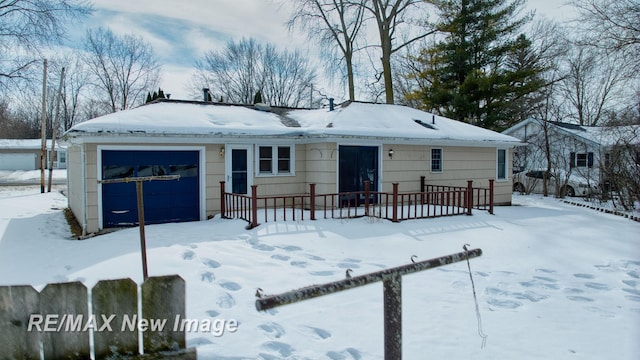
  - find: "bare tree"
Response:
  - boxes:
[194,38,264,105]
[357,0,434,104]
[83,27,161,113]
[193,38,317,107]
[262,45,317,107]
[54,54,91,130]
[559,48,630,126]
[287,0,365,101]
[0,0,91,90]
[570,0,640,66]
[600,124,640,210]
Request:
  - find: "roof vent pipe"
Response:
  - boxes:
[203,88,210,102]
[432,114,435,124]
[329,98,334,111]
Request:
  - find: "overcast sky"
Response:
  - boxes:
[68,0,577,102]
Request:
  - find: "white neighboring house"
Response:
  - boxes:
[0,139,67,170]
[502,118,640,194]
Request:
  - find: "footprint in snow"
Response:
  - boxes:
[566,295,594,302]
[625,295,640,302]
[219,281,242,291]
[309,270,337,276]
[622,279,638,287]
[182,250,195,260]
[258,322,285,339]
[622,288,640,296]
[189,337,213,347]
[277,245,303,252]
[253,243,275,251]
[584,282,610,291]
[487,298,522,309]
[205,310,220,317]
[200,271,215,283]
[216,293,236,309]
[326,348,363,360]
[270,254,290,261]
[564,287,585,294]
[260,341,294,357]
[290,261,308,268]
[337,262,359,269]
[520,279,560,290]
[536,268,557,274]
[306,254,325,261]
[627,270,640,279]
[574,273,595,279]
[202,258,221,268]
[302,326,331,339]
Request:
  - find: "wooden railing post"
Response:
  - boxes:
[420,176,425,204]
[489,179,494,214]
[392,183,399,222]
[310,183,316,220]
[251,185,258,228]
[466,180,473,215]
[220,181,226,218]
[364,181,370,216]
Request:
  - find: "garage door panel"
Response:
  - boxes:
[101,150,200,228]
[0,153,36,170]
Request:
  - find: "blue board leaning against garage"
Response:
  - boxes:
[101,150,199,227]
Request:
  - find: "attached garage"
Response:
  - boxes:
[100,149,201,228]
[0,153,36,170]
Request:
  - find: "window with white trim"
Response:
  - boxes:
[497,149,507,180]
[431,148,442,172]
[257,145,294,175]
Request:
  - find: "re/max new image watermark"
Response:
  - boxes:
[27,314,238,337]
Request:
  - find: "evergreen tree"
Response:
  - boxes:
[253,90,263,104]
[145,88,167,103]
[410,0,544,131]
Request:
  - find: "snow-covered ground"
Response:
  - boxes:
[0,169,67,184]
[0,184,638,359]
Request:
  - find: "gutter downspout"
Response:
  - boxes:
[81,146,87,237]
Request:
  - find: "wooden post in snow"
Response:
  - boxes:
[98,175,180,280]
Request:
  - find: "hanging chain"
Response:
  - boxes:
[463,244,488,348]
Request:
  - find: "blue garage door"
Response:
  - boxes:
[101,150,199,228]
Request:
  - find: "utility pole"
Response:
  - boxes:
[40,59,48,193]
[48,67,65,192]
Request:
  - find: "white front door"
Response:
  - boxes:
[225,145,253,194]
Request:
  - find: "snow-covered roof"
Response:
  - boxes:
[0,139,66,150]
[64,100,521,146]
[557,123,640,147]
[503,118,640,147]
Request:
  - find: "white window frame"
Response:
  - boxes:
[255,145,295,176]
[430,148,443,173]
[496,148,508,181]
